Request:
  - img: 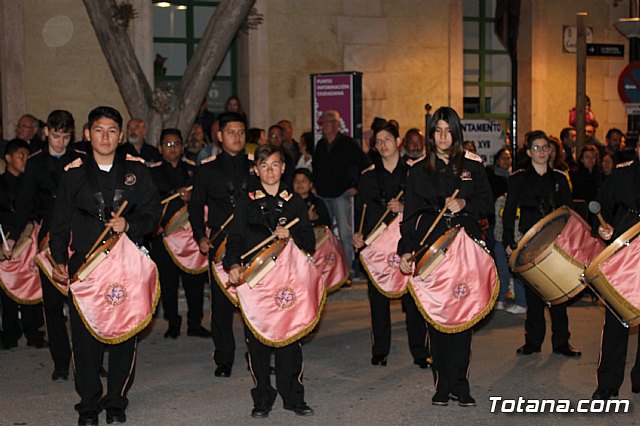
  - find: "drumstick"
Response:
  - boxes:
[588,201,609,229]
[367,190,404,240]
[409,189,460,262]
[45,252,65,276]
[357,204,367,235]
[209,214,234,243]
[85,200,129,259]
[0,224,9,252]
[161,186,193,204]
[240,218,300,260]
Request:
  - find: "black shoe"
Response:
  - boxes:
[0,339,18,350]
[450,393,476,407]
[106,409,126,424]
[283,403,314,416]
[632,386,640,394]
[214,365,232,377]
[553,345,582,357]
[78,412,99,426]
[251,407,270,419]
[51,369,69,381]
[371,355,387,366]
[164,326,180,339]
[591,388,618,400]
[187,326,211,338]
[414,356,433,369]
[516,344,541,355]
[431,392,449,406]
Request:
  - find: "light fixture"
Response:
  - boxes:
[176,5,187,10]
[156,2,171,7]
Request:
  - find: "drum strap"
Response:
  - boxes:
[85,156,127,223]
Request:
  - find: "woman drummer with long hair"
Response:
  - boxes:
[398,106,493,407]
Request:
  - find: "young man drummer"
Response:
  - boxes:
[49,106,160,425]
[503,130,581,357]
[591,144,640,400]
[224,144,315,418]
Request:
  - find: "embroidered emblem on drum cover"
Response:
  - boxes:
[325,252,336,266]
[274,286,296,310]
[387,253,401,269]
[104,283,128,306]
[452,283,470,300]
[124,173,136,186]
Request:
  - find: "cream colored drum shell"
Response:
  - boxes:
[164,206,190,236]
[414,227,459,279]
[584,221,640,327]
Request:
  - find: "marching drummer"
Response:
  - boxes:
[591,144,640,400]
[502,130,581,358]
[188,111,254,378]
[149,128,210,339]
[352,119,430,369]
[398,107,493,407]
[225,144,316,418]
[49,106,160,425]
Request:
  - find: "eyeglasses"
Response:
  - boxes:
[530,145,550,152]
[162,141,183,148]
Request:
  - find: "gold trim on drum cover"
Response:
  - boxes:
[359,252,407,298]
[34,256,69,297]
[239,285,327,348]
[591,271,640,325]
[0,277,43,305]
[162,237,208,275]
[325,275,349,294]
[71,268,161,345]
[210,260,239,307]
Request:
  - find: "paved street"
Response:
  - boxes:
[1,280,638,425]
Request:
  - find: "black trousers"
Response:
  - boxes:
[0,290,41,343]
[209,249,236,368]
[523,285,570,349]
[69,300,137,415]
[367,280,429,360]
[245,325,305,409]
[41,272,71,373]
[151,241,206,330]
[596,309,640,392]
[429,325,472,397]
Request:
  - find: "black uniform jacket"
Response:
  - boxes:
[355,156,409,238]
[149,159,195,228]
[0,173,22,227]
[312,133,370,198]
[302,193,331,228]
[397,153,493,258]
[596,159,640,239]
[10,147,85,243]
[49,153,160,271]
[223,183,315,270]
[502,166,572,248]
[188,150,256,246]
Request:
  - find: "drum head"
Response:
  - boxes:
[514,209,569,268]
[415,227,459,277]
[165,206,189,235]
[241,239,287,285]
[314,226,330,248]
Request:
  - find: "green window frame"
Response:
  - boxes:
[152,0,237,97]
[463,0,511,119]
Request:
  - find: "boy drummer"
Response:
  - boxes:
[224,144,316,418]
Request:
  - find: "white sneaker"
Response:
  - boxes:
[494,301,506,311]
[506,305,526,315]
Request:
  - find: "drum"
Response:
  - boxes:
[313,226,348,292]
[2,221,36,260]
[584,222,640,327]
[164,205,190,236]
[0,222,42,304]
[70,233,160,344]
[314,226,331,249]
[509,206,604,305]
[214,237,227,263]
[408,226,498,333]
[239,239,287,288]
[34,232,70,296]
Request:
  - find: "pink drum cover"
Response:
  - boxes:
[163,226,208,274]
[0,224,42,304]
[237,241,326,347]
[313,227,348,292]
[555,210,605,266]
[71,234,160,344]
[408,228,498,333]
[35,247,70,296]
[598,236,640,314]
[211,260,238,306]
[360,215,407,298]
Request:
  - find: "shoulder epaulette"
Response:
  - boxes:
[73,149,87,155]
[279,190,293,201]
[125,154,145,164]
[247,153,255,162]
[248,189,266,201]
[361,164,375,175]
[199,155,215,165]
[464,150,483,163]
[616,160,634,169]
[148,161,162,168]
[406,155,425,167]
[28,149,42,159]
[509,169,526,177]
[183,158,197,167]
[64,158,83,171]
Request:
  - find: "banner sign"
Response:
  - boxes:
[461,119,508,166]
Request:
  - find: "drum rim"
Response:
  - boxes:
[509,206,571,271]
[414,226,460,277]
[585,220,640,279]
[240,238,288,285]
[164,205,189,235]
[214,237,227,263]
[73,234,121,282]
[314,226,331,248]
